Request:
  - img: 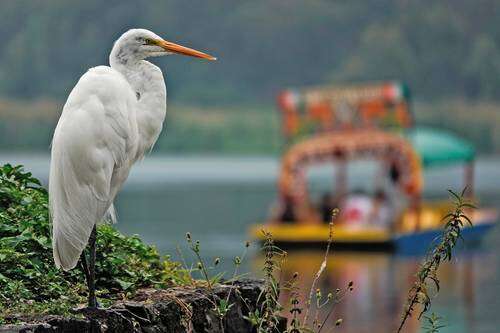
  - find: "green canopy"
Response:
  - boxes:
[406,127,475,167]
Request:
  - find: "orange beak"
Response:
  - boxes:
[157,39,216,61]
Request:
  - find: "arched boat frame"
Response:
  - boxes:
[278,130,423,205]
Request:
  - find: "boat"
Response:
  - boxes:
[249,82,497,252]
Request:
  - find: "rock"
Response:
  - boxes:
[1,279,285,333]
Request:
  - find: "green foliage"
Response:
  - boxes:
[174,228,351,332]
[248,221,352,333]
[284,208,354,333]
[0,164,184,322]
[260,230,285,332]
[2,99,500,156]
[186,235,215,290]
[94,224,164,292]
[299,210,351,333]
[156,105,281,154]
[3,2,500,155]
[414,101,500,154]
[0,103,283,154]
[423,313,447,333]
[0,164,83,321]
[180,232,251,325]
[1,1,500,103]
[397,189,475,333]
[244,230,286,332]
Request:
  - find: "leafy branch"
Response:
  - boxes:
[397,188,475,333]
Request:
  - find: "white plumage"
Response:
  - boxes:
[49,28,215,272]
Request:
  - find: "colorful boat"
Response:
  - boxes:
[249,82,497,252]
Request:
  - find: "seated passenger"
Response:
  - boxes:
[319,192,336,223]
[340,189,373,226]
[279,195,296,223]
[369,190,392,228]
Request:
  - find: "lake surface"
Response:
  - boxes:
[1,153,499,333]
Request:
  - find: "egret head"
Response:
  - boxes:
[110,28,216,65]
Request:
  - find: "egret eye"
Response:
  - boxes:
[144,38,155,45]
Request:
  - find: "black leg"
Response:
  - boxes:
[79,251,91,286]
[88,225,98,308]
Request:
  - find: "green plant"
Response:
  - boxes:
[217,241,251,319]
[286,272,302,333]
[244,230,286,332]
[301,209,352,333]
[247,210,352,333]
[397,189,475,333]
[261,229,287,332]
[0,164,185,322]
[303,209,337,327]
[181,232,238,290]
[0,164,83,321]
[422,313,446,333]
[178,232,253,331]
[185,233,215,290]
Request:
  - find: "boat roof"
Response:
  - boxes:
[276,81,475,173]
[277,81,413,140]
[407,127,475,167]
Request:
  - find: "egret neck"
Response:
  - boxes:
[109,49,167,160]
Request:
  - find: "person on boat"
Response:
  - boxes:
[340,189,373,226]
[369,189,393,228]
[319,192,337,223]
[278,195,297,223]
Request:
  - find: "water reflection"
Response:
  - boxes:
[252,249,498,333]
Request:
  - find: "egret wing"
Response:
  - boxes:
[50,66,137,270]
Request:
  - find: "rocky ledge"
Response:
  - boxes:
[1,279,285,333]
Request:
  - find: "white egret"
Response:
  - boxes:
[49,28,216,308]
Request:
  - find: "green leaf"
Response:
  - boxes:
[447,189,461,201]
[115,279,134,290]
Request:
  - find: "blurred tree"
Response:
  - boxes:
[464,35,500,99]
[1,0,500,104]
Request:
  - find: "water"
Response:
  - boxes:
[1,153,499,332]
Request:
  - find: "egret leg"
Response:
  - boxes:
[87,225,98,308]
[79,251,91,286]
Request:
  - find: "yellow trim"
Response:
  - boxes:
[249,224,391,243]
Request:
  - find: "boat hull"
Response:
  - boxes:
[250,209,497,253]
[394,221,495,255]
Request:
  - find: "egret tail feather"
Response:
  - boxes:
[53,232,84,271]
